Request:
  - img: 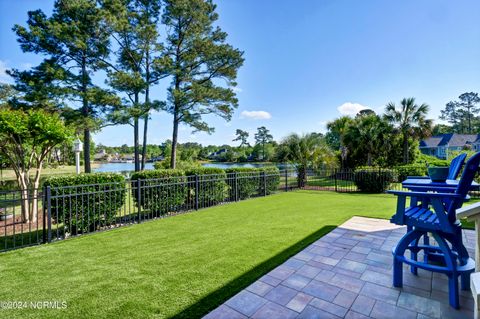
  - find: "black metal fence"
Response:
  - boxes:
[0,169,299,252]
[1,166,476,253]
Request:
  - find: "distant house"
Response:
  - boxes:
[419,134,480,159]
[208,148,228,160]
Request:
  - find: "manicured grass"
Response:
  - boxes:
[0,191,435,318]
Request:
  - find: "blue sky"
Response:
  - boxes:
[1,0,479,147]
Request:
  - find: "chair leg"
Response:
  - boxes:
[423,233,430,263]
[393,229,422,287]
[410,237,419,275]
[432,232,460,309]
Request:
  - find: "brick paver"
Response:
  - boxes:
[204,217,475,318]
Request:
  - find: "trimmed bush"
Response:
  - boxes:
[131,169,187,215]
[263,167,281,194]
[44,173,126,233]
[185,167,228,207]
[225,167,281,200]
[395,165,426,182]
[353,168,397,193]
[226,167,261,200]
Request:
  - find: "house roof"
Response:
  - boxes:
[420,134,480,148]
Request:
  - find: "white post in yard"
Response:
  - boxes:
[73,138,83,175]
[456,202,480,319]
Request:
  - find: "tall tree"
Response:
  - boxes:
[0,108,71,222]
[254,126,273,161]
[233,129,249,147]
[385,97,432,164]
[162,0,244,168]
[103,0,166,171]
[12,0,118,173]
[326,116,353,168]
[457,92,480,134]
[344,114,393,166]
[440,101,465,133]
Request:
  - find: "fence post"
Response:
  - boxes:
[45,186,52,244]
[334,168,338,192]
[195,174,199,210]
[262,171,267,196]
[234,172,238,202]
[284,169,288,192]
[137,179,142,223]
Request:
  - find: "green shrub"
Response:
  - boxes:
[395,165,426,182]
[153,160,200,170]
[44,173,126,233]
[185,167,227,207]
[353,168,397,193]
[131,169,187,215]
[225,167,280,200]
[226,167,261,200]
[263,167,281,194]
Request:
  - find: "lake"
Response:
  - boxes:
[94,162,290,175]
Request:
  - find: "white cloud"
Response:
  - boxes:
[232,87,242,93]
[337,102,369,116]
[0,60,12,83]
[240,110,272,120]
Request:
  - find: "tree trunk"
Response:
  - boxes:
[141,51,151,171]
[403,132,409,164]
[83,129,91,173]
[30,165,42,223]
[81,57,91,173]
[367,153,372,166]
[134,93,140,172]
[17,173,30,223]
[171,116,179,169]
[141,115,148,170]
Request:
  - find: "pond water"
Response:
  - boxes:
[94,162,290,175]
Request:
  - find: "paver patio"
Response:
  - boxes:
[204,216,475,319]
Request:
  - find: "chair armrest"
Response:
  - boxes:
[387,190,462,199]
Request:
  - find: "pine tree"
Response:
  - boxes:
[12,0,119,173]
[162,0,244,168]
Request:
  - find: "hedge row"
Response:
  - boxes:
[44,173,127,233]
[132,166,281,213]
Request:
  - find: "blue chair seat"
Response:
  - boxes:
[403,207,439,229]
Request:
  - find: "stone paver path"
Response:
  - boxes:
[204,216,475,319]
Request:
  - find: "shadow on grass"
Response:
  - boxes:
[171,225,336,319]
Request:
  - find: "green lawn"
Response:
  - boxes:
[0,191,442,318]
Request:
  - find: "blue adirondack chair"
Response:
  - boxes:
[389,152,479,309]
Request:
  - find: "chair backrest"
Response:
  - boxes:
[448,152,480,217]
[448,153,467,180]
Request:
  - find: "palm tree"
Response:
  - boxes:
[276,133,337,187]
[344,114,392,166]
[384,98,432,163]
[326,116,353,168]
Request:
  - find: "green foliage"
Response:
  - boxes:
[441,92,480,134]
[12,0,122,172]
[384,97,432,163]
[225,167,280,200]
[185,167,228,207]
[162,0,244,168]
[254,126,273,161]
[131,169,187,215]
[233,129,250,147]
[395,164,426,181]
[415,153,449,167]
[154,159,200,170]
[353,168,397,193]
[44,173,126,233]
